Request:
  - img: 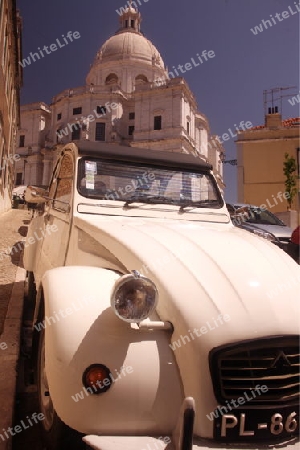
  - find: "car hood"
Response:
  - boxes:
[74,214,300,437]
[240,222,292,239]
[74,214,299,342]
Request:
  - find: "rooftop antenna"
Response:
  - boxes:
[263,86,297,116]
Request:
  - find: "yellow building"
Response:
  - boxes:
[236,112,300,219]
[0,0,22,214]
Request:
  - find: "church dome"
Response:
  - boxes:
[98,32,164,69]
[86,4,167,89]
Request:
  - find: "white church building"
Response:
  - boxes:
[15,6,224,190]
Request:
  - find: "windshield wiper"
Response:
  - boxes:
[179,200,219,212]
[124,195,175,207]
[124,194,150,207]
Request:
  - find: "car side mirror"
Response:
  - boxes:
[25,186,49,204]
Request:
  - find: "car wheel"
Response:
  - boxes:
[26,271,36,304]
[37,327,86,449]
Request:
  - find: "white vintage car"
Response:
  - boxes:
[24,142,299,450]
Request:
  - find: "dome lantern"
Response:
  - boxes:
[118,1,141,33]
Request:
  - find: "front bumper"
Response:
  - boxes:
[83,435,299,450]
[83,397,299,450]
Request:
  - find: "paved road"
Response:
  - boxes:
[0,209,30,334]
[0,208,31,450]
[0,209,45,449]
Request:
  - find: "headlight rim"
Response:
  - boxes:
[110,271,158,324]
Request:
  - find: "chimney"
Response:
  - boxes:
[265,106,282,128]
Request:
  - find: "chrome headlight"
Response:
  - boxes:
[252,229,277,242]
[111,271,158,323]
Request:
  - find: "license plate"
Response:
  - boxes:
[214,406,299,442]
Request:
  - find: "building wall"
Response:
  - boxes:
[236,114,300,215]
[16,78,225,191]
[0,0,22,213]
[15,103,51,186]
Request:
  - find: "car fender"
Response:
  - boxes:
[23,214,45,273]
[40,266,183,435]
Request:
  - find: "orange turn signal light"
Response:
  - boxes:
[82,364,112,395]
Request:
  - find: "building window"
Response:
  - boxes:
[71,126,81,141]
[187,122,190,134]
[40,117,46,131]
[131,20,135,28]
[135,74,148,84]
[105,73,118,85]
[154,115,162,130]
[97,106,107,115]
[129,112,135,120]
[95,123,106,141]
[73,107,82,115]
[57,113,62,120]
[128,126,135,136]
[19,135,25,147]
[16,173,22,186]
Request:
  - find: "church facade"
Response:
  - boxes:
[15,6,224,191]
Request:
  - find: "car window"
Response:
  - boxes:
[77,158,222,208]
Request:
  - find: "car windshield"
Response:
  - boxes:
[77,158,222,208]
[233,205,285,226]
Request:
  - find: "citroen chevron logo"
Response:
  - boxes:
[271,351,291,369]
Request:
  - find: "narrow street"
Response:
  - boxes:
[0,209,44,449]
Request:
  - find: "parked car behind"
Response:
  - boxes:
[24,143,299,450]
[12,185,27,207]
[12,185,27,198]
[227,203,293,251]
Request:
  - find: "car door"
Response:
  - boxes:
[35,150,75,283]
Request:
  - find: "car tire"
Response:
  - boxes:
[26,271,36,304]
[37,327,86,450]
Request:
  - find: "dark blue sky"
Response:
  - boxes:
[16,0,300,202]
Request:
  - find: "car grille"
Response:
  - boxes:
[210,336,300,405]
